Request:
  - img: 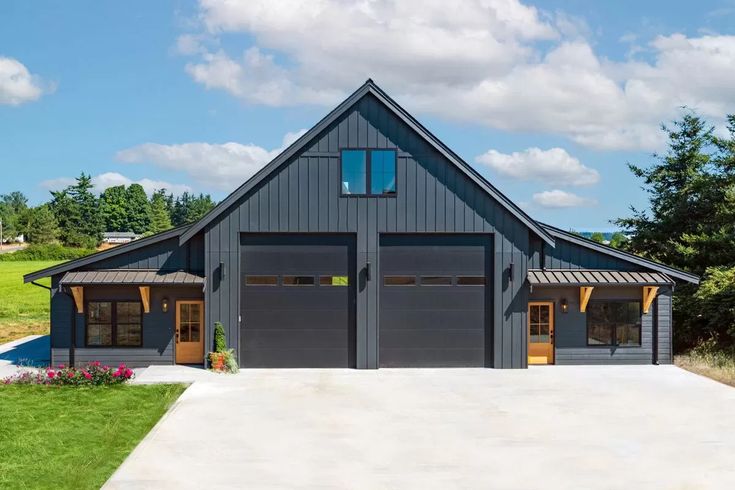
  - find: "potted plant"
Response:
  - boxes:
[208,322,239,373]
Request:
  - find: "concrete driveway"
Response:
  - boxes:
[105,366,735,489]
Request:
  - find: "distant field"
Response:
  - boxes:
[0,261,62,344]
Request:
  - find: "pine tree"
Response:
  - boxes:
[100,185,129,232]
[126,184,151,234]
[149,189,173,234]
[50,173,102,248]
[28,205,59,244]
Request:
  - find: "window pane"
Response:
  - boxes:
[539,324,550,343]
[117,302,141,324]
[180,323,190,342]
[341,150,367,194]
[617,325,641,346]
[540,306,549,324]
[588,324,614,345]
[421,276,452,286]
[457,276,485,286]
[88,302,112,323]
[319,275,349,286]
[530,305,539,324]
[117,323,142,346]
[283,275,315,286]
[190,322,200,342]
[246,275,278,286]
[87,324,112,346]
[370,150,396,195]
[384,275,416,286]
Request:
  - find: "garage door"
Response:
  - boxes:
[379,234,491,367]
[240,235,356,368]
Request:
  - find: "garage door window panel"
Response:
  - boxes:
[246,275,278,286]
[283,275,316,286]
[420,276,452,286]
[384,275,416,286]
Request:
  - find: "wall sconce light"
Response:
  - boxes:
[161,297,169,313]
[220,261,226,279]
[560,298,568,314]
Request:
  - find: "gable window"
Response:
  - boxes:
[86,301,142,347]
[341,149,396,196]
[587,301,641,347]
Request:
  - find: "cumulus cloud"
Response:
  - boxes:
[476,147,599,186]
[177,0,735,151]
[0,56,52,105]
[532,189,597,208]
[116,130,307,191]
[40,172,191,196]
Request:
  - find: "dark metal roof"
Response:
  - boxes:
[538,223,699,284]
[59,270,205,286]
[528,269,674,286]
[23,225,191,283]
[178,79,555,247]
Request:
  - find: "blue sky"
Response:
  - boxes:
[1,1,734,230]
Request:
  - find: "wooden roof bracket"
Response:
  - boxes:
[70,286,84,314]
[580,286,594,312]
[643,286,659,314]
[139,286,151,313]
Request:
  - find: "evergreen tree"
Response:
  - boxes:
[149,189,173,234]
[615,113,735,351]
[27,205,59,244]
[609,232,629,249]
[50,173,102,248]
[126,184,151,234]
[187,193,216,223]
[0,191,28,241]
[100,185,129,232]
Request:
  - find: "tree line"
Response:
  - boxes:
[0,173,216,248]
[616,112,735,352]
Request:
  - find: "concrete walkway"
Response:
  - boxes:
[104,365,735,489]
[0,335,49,378]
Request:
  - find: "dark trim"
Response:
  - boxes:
[84,300,143,348]
[339,148,397,197]
[539,223,699,284]
[585,300,643,348]
[24,225,191,283]
[179,79,555,246]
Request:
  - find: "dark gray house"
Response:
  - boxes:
[25,80,698,369]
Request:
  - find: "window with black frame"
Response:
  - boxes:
[86,301,142,347]
[341,149,396,196]
[587,301,642,346]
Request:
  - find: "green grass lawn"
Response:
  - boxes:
[0,384,186,489]
[0,261,63,343]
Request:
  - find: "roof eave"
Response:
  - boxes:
[538,224,700,285]
[23,225,191,283]
[179,79,555,247]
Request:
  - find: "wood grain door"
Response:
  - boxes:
[176,300,204,364]
[528,302,554,365]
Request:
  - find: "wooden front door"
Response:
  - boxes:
[176,300,204,364]
[528,302,554,365]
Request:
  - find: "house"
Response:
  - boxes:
[102,232,142,244]
[24,80,698,369]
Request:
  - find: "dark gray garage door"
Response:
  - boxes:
[379,234,491,367]
[240,235,356,368]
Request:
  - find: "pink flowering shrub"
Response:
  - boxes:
[2,362,134,386]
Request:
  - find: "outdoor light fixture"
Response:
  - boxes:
[161,297,169,313]
[561,298,568,314]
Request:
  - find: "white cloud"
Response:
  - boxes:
[40,172,191,196]
[0,57,51,105]
[532,189,597,208]
[178,0,735,151]
[116,130,307,191]
[476,147,599,186]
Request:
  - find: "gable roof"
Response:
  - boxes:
[23,225,191,283]
[179,79,555,246]
[539,223,699,284]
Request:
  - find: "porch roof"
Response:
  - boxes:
[59,270,205,286]
[527,269,674,286]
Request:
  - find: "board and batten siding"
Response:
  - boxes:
[532,237,638,271]
[92,234,204,272]
[655,288,673,364]
[204,92,532,369]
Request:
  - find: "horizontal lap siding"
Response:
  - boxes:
[529,286,655,365]
[656,287,673,364]
[205,93,531,368]
[50,285,202,367]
